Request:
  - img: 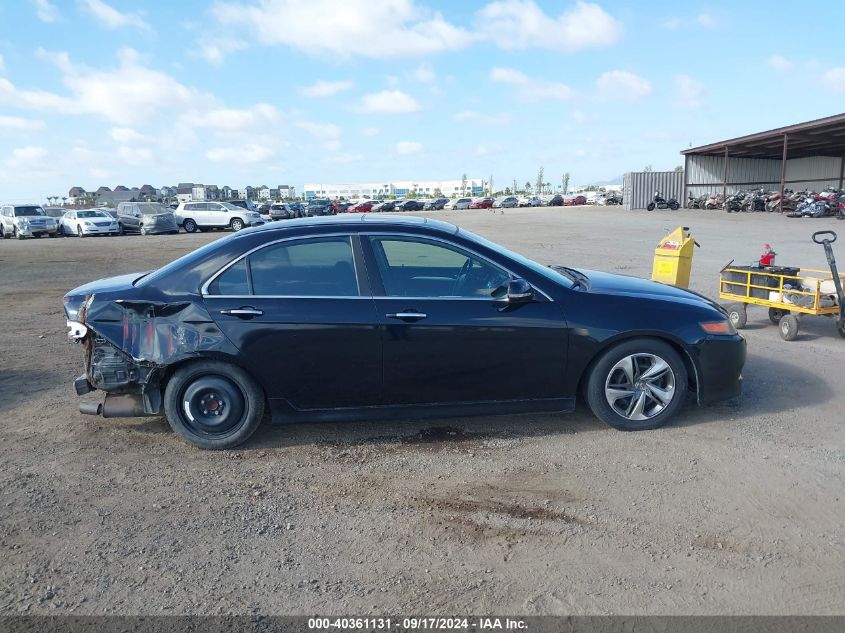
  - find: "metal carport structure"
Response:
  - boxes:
[681,113,845,211]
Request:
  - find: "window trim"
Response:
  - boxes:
[201,233,363,299]
[361,232,553,302]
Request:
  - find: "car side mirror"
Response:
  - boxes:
[507,277,533,303]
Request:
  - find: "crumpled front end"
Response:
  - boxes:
[66,289,237,417]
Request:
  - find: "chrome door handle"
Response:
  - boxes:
[220,308,263,318]
[386,311,427,322]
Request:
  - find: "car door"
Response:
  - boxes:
[203,234,382,410]
[362,234,569,406]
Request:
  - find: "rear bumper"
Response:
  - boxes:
[693,334,746,405]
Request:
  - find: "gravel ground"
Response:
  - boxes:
[0,206,843,615]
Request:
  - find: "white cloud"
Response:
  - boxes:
[596,70,651,99]
[396,141,423,155]
[476,143,504,156]
[696,12,715,28]
[6,146,49,170]
[32,0,59,22]
[358,90,421,114]
[0,54,5,73]
[476,0,622,51]
[212,0,472,59]
[108,126,144,142]
[676,74,703,109]
[185,103,280,131]
[413,63,435,83]
[662,16,681,30]
[361,127,379,136]
[768,55,794,71]
[206,143,275,163]
[198,39,247,64]
[297,121,343,150]
[80,0,149,30]
[117,145,153,166]
[823,68,845,93]
[325,152,364,164]
[299,80,353,97]
[0,48,196,125]
[489,67,572,101]
[453,110,510,126]
[0,116,45,130]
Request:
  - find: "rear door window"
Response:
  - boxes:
[206,237,359,297]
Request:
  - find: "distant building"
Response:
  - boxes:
[278,184,295,199]
[257,185,271,201]
[303,178,483,200]
[68,186,87,205]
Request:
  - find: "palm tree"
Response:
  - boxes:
[61,197,67,206]
[525,181,532,194]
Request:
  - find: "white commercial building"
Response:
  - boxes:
[303,178,485,200]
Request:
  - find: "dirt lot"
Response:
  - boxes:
[0,206,843,615]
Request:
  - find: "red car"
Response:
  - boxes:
[469,198,494,209]
[348,201,374,213]
[564,195,588,206]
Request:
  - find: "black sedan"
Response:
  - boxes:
[64,215,745,449]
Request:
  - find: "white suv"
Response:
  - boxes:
[1,204,59,239]
[174,201,264,233]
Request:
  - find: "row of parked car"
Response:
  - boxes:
[0,191,617,241]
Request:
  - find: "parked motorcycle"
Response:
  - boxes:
[647,191,680,211]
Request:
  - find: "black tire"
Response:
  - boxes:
[163,359,265,450]
[728,305,747,329]
[779,314,799,341]
[57,225,64,237]
[117,223,124,236]
[768,307,786,324]
[838,322,845,339]
[140,224,148,236]
[585,338,688,431]
[77,225,85,238]
[230,218,245,231]
[0,226,6,239]
[646,203,656,211]
[182,218,197,233]
[669,201,680,210]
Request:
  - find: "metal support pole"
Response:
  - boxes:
[779,134,788,213]
[682,153,689,208]
[722,146,729,207]
[839,153,844,191]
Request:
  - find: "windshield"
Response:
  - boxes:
[15,206,45,216]
[77,210,111,218]
[459,228,576,290]
[221,203,243,211]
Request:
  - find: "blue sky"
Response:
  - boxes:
[0,0,843,201]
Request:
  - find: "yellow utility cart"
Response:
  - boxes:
[651,226,698,288]
[719,231,845,341]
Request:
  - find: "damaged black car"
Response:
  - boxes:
[65,215,746,449]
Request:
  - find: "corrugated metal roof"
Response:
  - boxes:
[682,112,845,159]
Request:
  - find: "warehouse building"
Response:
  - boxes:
[624,113,845,210]
[682,112,845,204]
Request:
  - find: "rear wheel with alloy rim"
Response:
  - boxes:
[183,218,197,233]
[230,218,245,231]
[164,360,264,449]
[586,339,687,431]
